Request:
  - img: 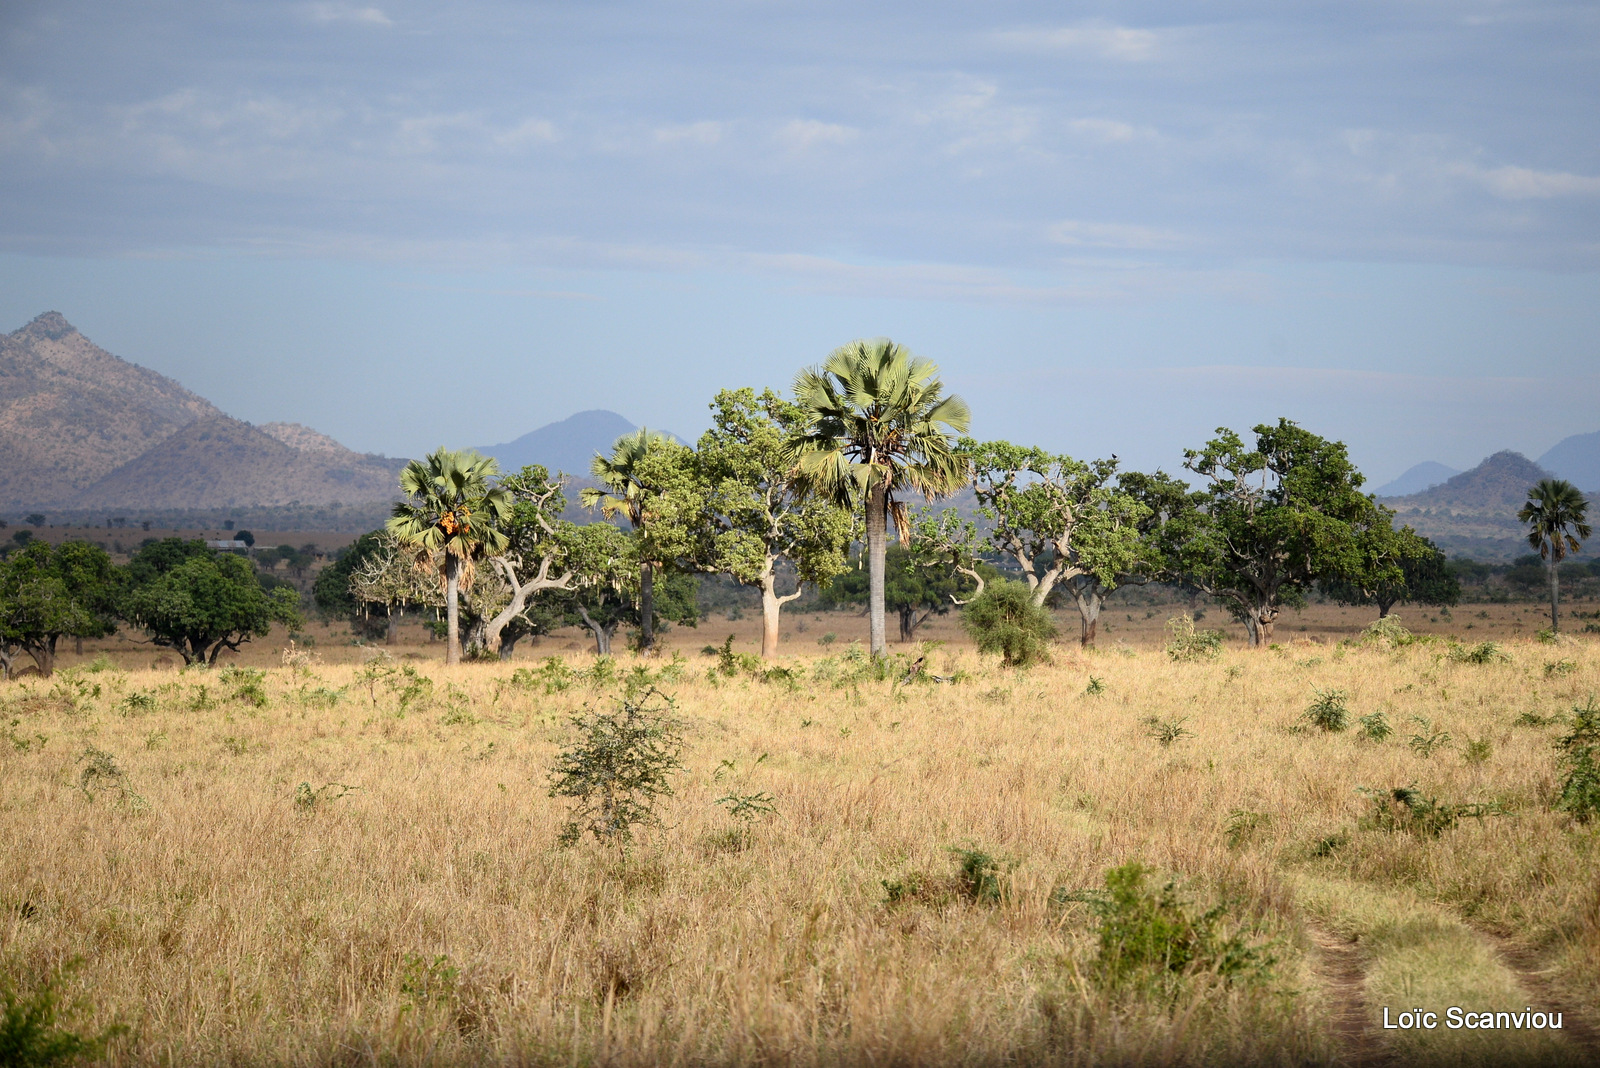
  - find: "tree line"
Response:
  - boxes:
[6,338,1587,677]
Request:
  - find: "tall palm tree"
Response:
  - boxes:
[388,448,512,664]
[1518,478,1592,635]
[787,339,971,658]
[582,428,670,652]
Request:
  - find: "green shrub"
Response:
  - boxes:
[948,846,1008,905]
[1165,616,1224,662]
[1358,711,1393,742]
[1554,700,1600,823]
[1545,659,1578,678]
[1302,688,1349,732]
[0,964,123,1067]
[548,687,685,847]
[1461,736,1493,765]
[1447,641,1510,665]
[1062,863,1274,988]
[1144,715,1191,747]
[1407,716,1452,758]
[960,580,1055,667]
[1359,785,1495,837]
[1356,616,1421,649]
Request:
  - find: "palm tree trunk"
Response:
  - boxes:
[445,555,461,665]
[639,562,656,652]
[1550,558,1560,635]
[867,480,888,658]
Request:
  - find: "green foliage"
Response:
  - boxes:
[121,541,300,666]
[1359,785,1496,837]
[219,665,268,708]
[1358,711,1393,742]
[548,688,685,846]
[960,579,1055,667]
[948,846,1007,904]
[1407,716,1452,757]
[1164,615,1223,662]
[0,540,120,678]
[1554,700,1600,823]
[1064,863,1275,988]
[1324,529,1459,617]
[712,634,761,678]
[1447,640,1510,664]
[1544,658,1578,678]
[1223,810,1272,850]
[1084,675,1105,696]
[1356,615,1424,648]
[510,656,576,694]
[823,545,977,642]
[293,782,358,812]
[1302,688,1349,732]
[1144,715,1192,747]
[1461,736,1493,765]
[0,964,123,1067]
[398,953,459,1008]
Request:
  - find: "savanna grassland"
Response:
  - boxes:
[3,630,1598,1067]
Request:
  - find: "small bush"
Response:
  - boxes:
[1357,616,1420,649]
[294,781,358,812]
[1447,641,1510,665]
[1407,716,1452,758]
[1359,785,1495,837]
[1144,715,1192,747]
[1461,736,1493,765]
[960,580,1055,667]
[1084,675,1105,696]
[548,687,685,847]
[1544,659,1577,679]
[0,965,123,1067]
[1165,616,1223,662]
[948,846,1008,905]
[1302,688,1349,732]
[1358,711,1393,742]
[1554,700,1600,823]
[1062,863,1274,988]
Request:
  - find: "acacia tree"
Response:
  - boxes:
[1518,478,1591,635]
[122,541,301,665]
[787,339,970,658]
[1181,420,1398,648]
[582,430,698,654]
[387,448,512,665]
[552,522,697,655]
[0,540,120,677]
[480,465,577,656]
[697,388,856,657]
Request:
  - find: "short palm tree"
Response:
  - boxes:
[582,428,670,652]
[388,448,512,664]
[787,339,971,657]
[1517,478,1591,635]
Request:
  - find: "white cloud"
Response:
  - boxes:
[1048,219,1186,251]
[307,4,393,27]
[495,117,558,148]
[1472,164,1600,200]
[653,121,723,146]
[775,119,858,152]
[1065,117,1152,143]
[991,22,1160,61]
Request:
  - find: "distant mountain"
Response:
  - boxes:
[74,416,404,510]
[0,312,222,508]
[0,312,403,514]
[476,410,680,477]
[1373,461,1460,497]
[1539,430,1600,493]
[1381,451,1559,560]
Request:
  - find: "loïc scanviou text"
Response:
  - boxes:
[1382,1007,1563,1030]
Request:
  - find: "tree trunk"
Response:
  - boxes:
[500,632,521,660]
[639,562,656,652]
[25,638,56,678]
[1256,606,1276,646]
[1376,596,1396,619]
[1549,559,1561,635]
[75,635,84,656]
[1073,583,1104,649]
[866,480,888,658]
[445,555,461,665]
[578,605,615,656]
[386,611,398,646]
[899,606,914,643]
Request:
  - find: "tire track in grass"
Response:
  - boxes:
[1473,927,1600,1056]
[1305,919,1392,1066]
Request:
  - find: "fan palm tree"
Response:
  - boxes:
[582,428,670,652]
[1517,478,1591,635]
[786,338,971,657]
[387,448,512,664]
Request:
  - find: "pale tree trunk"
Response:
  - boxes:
[577,605,616,656]
[1075,590,1103,648]
[483,556,574,655]
[866,481,888,658]
[445,555,462,665]
[1549,560,1561,635]
[639,563,656,653]
[386,610,398,646]
[758,563,804,660]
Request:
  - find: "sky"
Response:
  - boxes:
[2,0,1598,485]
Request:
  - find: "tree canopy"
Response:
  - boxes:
[122,541,301,665]
[0,540,120,677]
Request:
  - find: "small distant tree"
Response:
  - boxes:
[696,388,857,657]
[234,529,255,547]
[1518,478,1591,635]
[1323,527,1460,619]
[313,530,392,638]
[0,540,120,677]
[1180,420,1398,647]
[387,448,512,665]
[551,522,697,655]
[121,541,300,665]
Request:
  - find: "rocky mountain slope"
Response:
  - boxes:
[1380,451,1562,559]
[0,312,402,512]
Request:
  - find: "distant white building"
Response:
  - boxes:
[205,540,249,550]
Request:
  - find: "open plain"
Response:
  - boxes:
[3,626,1597,1066]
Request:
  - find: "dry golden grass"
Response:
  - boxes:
[2,628,1597,1066]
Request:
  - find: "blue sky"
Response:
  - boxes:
[2,1,1597,483]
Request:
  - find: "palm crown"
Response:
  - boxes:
[786,338,972,542]
[387,448,512,583]
[1518,478,1591,563]
[581,428,670,526]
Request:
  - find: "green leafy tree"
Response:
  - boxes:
[387,448,512,665]
[1517,478,1591,635]
[582,430,698,654]
[550,522,697,655]
[0,540,120,678]
[961,579,1056,667]
[122,541,301,665]
[1180,420,1398,647]
[313,530,395,640]
[697,388,857,657]
[480,465,577,656]
[787,338,971,658]
[1323,527,1460,619]
[822,545,982,642]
